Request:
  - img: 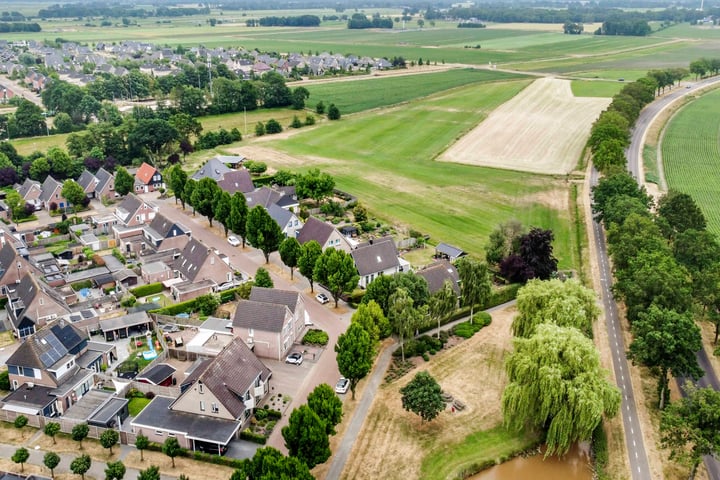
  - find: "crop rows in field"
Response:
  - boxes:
[303,68,526,114]
[662,88,720,233]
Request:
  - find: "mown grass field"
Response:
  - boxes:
[248,78,579,269]
[303,69,527,114]
[570,80,625,98]
[661,88,720,234]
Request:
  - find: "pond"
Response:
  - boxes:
[470,443,593,480]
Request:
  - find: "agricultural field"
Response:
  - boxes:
[235,78,580,269]
[570,80,626,98]
[303,69,526,114]
[439,78,611,175]
[661,88,720,234]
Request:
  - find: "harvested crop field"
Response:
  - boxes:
[438,77,610,174]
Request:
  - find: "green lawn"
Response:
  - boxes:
[570,80,625,98]
[421,425,538,479]
[661,87,720,234]
[11,132,70,156]
[263,78,578,268]
[127,397,151,417]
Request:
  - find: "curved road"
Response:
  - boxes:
[590,168,651,480]
[625,76,720,479]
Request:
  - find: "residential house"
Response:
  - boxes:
[76,170,99,199]
[39,176,66,211]
[0,242,32,293]
[351,237,404,288]
[417,260,461,296]
[217,169,254,195]
[16,178,42,210]
[296,216,352,253]
[113,194,158,228]
[94,167,116,200]
[142,213,191,251]
[131,337,271,453]
[232,286,305,360]
[191,157,232,182]
[171,238,234,300]
[6,274,70,338]
[141,261,174,284]
[134,162,163,193]
[3,321,96,415]
[267,203,302,238]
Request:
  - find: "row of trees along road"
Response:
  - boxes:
[592,171,720,478]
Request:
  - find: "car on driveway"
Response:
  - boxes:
[316,293,330,304]
[217,281,241,292]
[161,324,180,333]
[335,377,350,394]
[285,352,303,365]
[227,235,241,247]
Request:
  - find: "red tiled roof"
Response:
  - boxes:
[135,162,157,185]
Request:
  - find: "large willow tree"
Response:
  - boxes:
[511,279,600,338]
[502,324,620,456]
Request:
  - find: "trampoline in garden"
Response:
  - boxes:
[116,360,139,380]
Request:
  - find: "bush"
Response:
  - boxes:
[240,429,267,444]
[302,329,329,346]
[320,200,345,217]
[305,115,316,126]
[316,101,325,115]
[0,370,10,391]
[151,298,196,316]
[265,119,282,134]
[14,415,28,428]
[255,122,265,136]
[144,391,155,400]
[120,295,137,308]
[195,293,220,316]
[328,103,341,120]
[290,115,303,129]
[130,283,164,297]
[452,315,491,339]
[393,335,446,359]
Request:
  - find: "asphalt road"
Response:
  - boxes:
[590,168,652,480]
[620,76,720,479]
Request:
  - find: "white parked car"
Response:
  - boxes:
[285,352,303,365]
[316,293,330,304]
[227,235,241,247]
[335,377,350,394]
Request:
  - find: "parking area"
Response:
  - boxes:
[261,345,324,411]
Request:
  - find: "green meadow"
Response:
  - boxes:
[662,88,720,234]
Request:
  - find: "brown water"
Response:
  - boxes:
[470,443,593,480]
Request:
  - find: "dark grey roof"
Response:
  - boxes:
[249,286,299,314]
[65,266,111,284]
[0,242,18,280]
[232,300,288,333]
[296,216,334,246]
[181,358,212,389]
[17,178,40,199]
[99,311,151,332]
[436,242,466,259]
[245,186,281,209]
[132,396,240,444]
[172,238,211,282]
[101,254,124,273]
[94,167,114,192]
[77,169,97,191]
[417,260,461,295]
[267,203,293,231]
[137,363,176,385]
[217,169,254,194]
[146,213,190,240]
[2,383,56,410]
[351,237,400,276]
[39,176,62,203]
[192,158,232,182]
[115,194,142,224]
[275,193,299,209]
[63,389,112,421]
[194,337,271,419]
[89,397,128,425]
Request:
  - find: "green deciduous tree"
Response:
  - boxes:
[29,156,51,182]
[228,192,249,247]
[191,177,220,227]
[12,447,29,472]
[591,171,652,225]
[281,405,330,468]
[62,179,86,209]
[231,447,314,480]
[165,164,188,208]
[400,371,445,423]
[254,267,274,288]
[162,437,182,468]
[313,248,359,307]
[104,460,126,480]
[388,288,425,361]
[428,280,458,338]
[114,166,134,196]
[44,421,61,444]
[512,279,599,338]
[71,423,89,449]
[100,428,120,455]
[279,237,302,279]
[213,190,232,236]
[298,240,322,292]
[137,465,160,480]
[327,103,341,120]
[455,257,492,324]
[502,324,620,456]
[628,305,702,409]
[70,454,92,480]
[307,383,343,435]
[14,415,27,429]
[295,168,335,206]
[657,190,707,237]
[351,299,390,343]
[335,322,374,400]
[44,451,61,478]
[661,383,720,480]
[485,219,525,267]
[246,205,283,263]
[135,434,149,461]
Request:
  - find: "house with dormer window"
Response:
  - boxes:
[39,176,67,211]
[170,238,234,301]
[6,274,70,339]
[113,194,158,228]
[351,236,408,288]
[130,337,271,454]
[296,216,352,253]
[134,162,163,193]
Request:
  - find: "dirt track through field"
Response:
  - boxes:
[439,77,610,174]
